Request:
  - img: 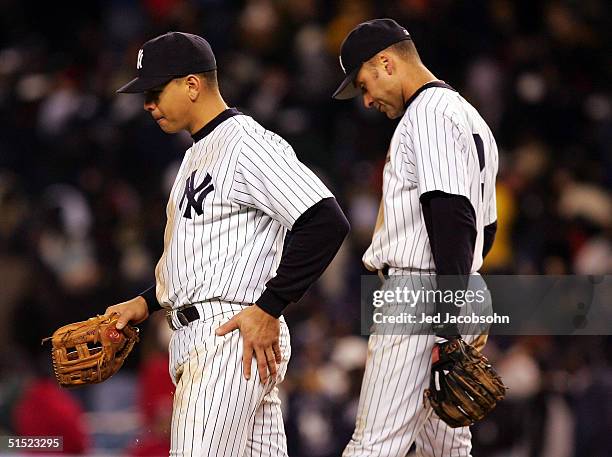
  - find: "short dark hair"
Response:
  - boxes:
[388,39,421,61]
[364,39,421,69]
[196,70,218,89]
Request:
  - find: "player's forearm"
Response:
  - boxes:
[256,197,350,318]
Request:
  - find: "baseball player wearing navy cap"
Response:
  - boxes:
[333,19,499,456]
[107,31,350,456]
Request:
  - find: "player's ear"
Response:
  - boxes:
[185,75,201,101]
[380,54,394,75]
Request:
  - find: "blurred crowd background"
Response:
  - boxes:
[0,0,611,455]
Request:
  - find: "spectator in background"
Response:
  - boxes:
[127,314,174,457]
[0,1,610,455]
[13,377,90,454]
[5,297,90,454]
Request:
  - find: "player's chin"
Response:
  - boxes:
[386,109,403,120]
[157,121,179,134]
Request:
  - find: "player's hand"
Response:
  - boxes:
[215,305,282,384]
[104,296,149,330]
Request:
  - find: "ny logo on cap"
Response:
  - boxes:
[339,55,346,74]
[137,49,144,70]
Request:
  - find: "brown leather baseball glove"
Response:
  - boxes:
[42,313,139,388]
[423,337,506,428]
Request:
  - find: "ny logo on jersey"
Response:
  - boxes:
[179,170,214,219]
[137,49,144,69]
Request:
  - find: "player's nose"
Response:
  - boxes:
[143,99,156,111]
[363,93,375,109]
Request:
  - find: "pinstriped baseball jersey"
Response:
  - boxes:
[155,110,333,310]
[363,83,498,273]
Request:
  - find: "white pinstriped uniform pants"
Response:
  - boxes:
[168,301,291,457]
[343,273,491,456]
[343,332,475,457]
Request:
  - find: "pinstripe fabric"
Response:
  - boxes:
[344,332,436,457]
[415,414,472,457]
[169,302,291,456]
[156,114,332,310]
[343,330,483,457]
[363,86,498,274]
[346,85,498,457]
[159,112,330,455]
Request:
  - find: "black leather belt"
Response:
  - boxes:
[378,265,389,282]
[167,305,201,330]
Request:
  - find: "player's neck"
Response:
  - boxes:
[187,95,229,135]
[402,65,438,105]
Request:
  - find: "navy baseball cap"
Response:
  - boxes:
[117,32,217,93]
[332,19,411,100]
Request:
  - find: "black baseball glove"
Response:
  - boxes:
[424,337,506,428]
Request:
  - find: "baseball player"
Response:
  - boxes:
[105,32,349,456]
[332,19,499,456]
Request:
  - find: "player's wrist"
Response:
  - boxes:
[253,303,281,320]
[138,285,162,314]
[432,323,461,341]
[134,296,150,318]
[255,289,287,318]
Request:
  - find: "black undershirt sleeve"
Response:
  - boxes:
[139,285,162,314]
[139,198,349,318]
[256,197,350,318]
[420,191,477,337]
[483,221,497,259]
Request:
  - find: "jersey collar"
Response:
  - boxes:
[404,80,456,110]
[191,107,242,143]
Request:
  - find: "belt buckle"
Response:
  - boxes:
[177,310,190,326]
[165,308,193,331]
[165,310,177,330]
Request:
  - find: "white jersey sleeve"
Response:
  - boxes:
[229,128,333,229]
[483,134,498,226]
[485,181,497,226]
[409,106,471,201]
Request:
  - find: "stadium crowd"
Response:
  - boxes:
[0,0,610,455]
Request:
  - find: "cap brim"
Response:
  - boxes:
[332,68,360,100]
[116,76,174,94]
